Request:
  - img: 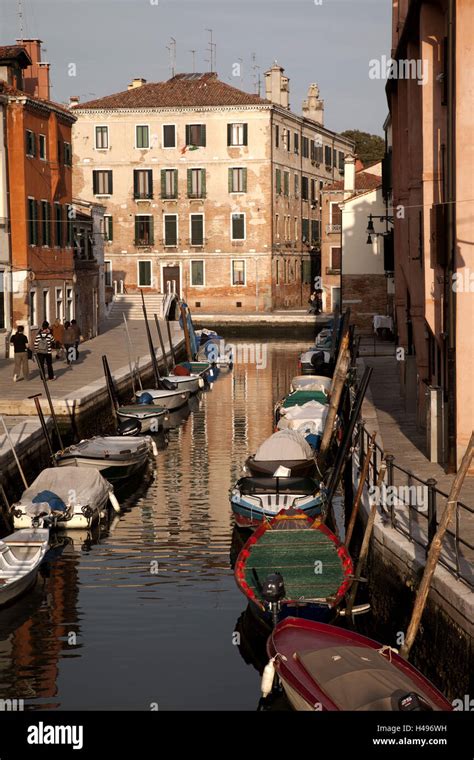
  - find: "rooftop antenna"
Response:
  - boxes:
[18,0,24,40]
[206,28,216,72]
[189,49,196,73]
[251,52,261,96]
[166,37,176,78]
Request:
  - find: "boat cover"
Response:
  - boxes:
[300,350,331,365]
[254,430,314,462]
[17,467,111,517]
[281,390,329,409]
[61,437,148,460]
[291,376,332,393]
[278,401,329,435]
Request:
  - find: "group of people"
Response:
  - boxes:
[10,318,82,382]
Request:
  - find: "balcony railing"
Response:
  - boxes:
[187,192,206,200]
[134,192,153,200]
[326,224,341,234]
[135,238,154,246]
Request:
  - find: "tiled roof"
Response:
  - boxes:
[0,79,75,118]
[324,170,382,193]
[0,45,31,65]
[75,72,270,110]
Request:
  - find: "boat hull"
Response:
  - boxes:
[231,498,323,529]
[116,405,168,433]
[0,529,49,607]
[13,491,110,530]
[55,456,147,483]
[135,389,189,410]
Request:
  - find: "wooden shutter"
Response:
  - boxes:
[108,171,113,194]
[161,170,167,198]
[185,125,191,145]
[276,168,281,194]
[93,171,98,194]
[201,169,206,198]
[187,169,192,196]
[134,217,139,244]
[243,123,248,146]
[228,168,233,192]
[173,169,178,198]
[133,170,139,198]
[242,168,247,193]
[227,124,232,146]
[200,124,206,146]
[147,169,153,198]
[149,216,154,245]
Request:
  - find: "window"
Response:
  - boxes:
[286,129,291,152]
[331,286,341,311]
[185,124,206,147]
[275,213,279,239]
[229,167,247,193]
[302,136,309,159]
[95,126,109,149]
[227,123,248,147]
[324,145,332,167]
[275,168,281,194]
[302,218,310,243]
[26,130,35,157]
[190,214,204,246]
[136,125,149,149]
[294,132,299,155]
[276,260,279,285]
[311,219,320,244]
[190,260,204,286]
[330,247,342,271]
[41,201,51,246]
[294,217,298,241]
[93,170,113,195]
[164,214,178,246]
[55,204,62,247]
[55,287,63,320]
[284,215,289,240]
[302,176,309,200]
[28,198,38,245]
[294,174,299,198]
[0,270,4,329]
[163,124,176,148]
[39,134,46,160]
[134,169,153,199]
[275,125,279,148]
[138,260,152,287]
[66,204,74,247]
[161,168,178,199]
[333,148,337,168]
[339,151,345,171]
[231,213,245,241]
[330,202,342,226]
[104,261,112,287]
[232,260,245,286]
[103,215,113,242]
[311,179,316,202]
[134,215,154,245]
[42,289,49,323]
[65,287,73,321]
[315,143,324,163]
[64,142,72,166]
[283,171,289,197]
[29,290,36,326]
[187,168,206,198]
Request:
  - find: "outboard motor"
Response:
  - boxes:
[160,378,178,391]
[117,418,142,436]
[398,692,433,712]
[261,572,285,628]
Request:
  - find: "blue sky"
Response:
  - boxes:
[0,0,391,134]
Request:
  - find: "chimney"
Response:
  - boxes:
[302,83,324,126]
[344,155,356,198]
[264,62,290,110]
[17,38,50,100]
[69,95,80,107]
[128,77,147,90]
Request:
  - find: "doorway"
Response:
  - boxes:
[162,265,180,296]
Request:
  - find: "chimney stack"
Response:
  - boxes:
[264,62,290,110]
[69,95,80,107]
[302,83,324,126]
[344,155,356,198]
[17,38,50,100]
[128,77,147,90]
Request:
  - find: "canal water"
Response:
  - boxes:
[0,339,308,711]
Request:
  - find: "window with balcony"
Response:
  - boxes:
[136,125,149,149]
[164,214,178,246]
[185,124,206,147]
[190,214,204,246]
[95,126,109,149]
[227,123,248,147]
[93,170,113,195]
[229,167,247,193]
[231,213,245,241]
[134,169,153,199]
[187,168,206,198]
[134,215,154,245]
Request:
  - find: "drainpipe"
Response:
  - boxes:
[3,102,13,345]
[270,108,274,311]
[445,0,456,471]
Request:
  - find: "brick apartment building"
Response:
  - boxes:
[71,64,354,312]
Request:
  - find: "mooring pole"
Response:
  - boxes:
[140,290,161,389]
[28,393,55,461]
[166,318,177,368]
[400,431,474,659]
[123,315,136,397]
[34,353,64,449]
[154,314,171,375]
[179,303,192,362]
[0,415,28,488]
[345,431,377,549]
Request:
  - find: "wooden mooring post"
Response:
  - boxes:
[345,430,377,549]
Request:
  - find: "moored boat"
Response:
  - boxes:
[116,403,168,434]
[245,430,318,479]
[290,375,332,393]
[134,386,190,411]
[277,399,330,447]
[265,617,452,711]
[230,476,325,529]
[54,436,155,483]
[0,529,49,607]
[235,509,352,624]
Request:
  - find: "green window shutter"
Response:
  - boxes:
[173,169,178,198]
[34,201,39,245]
[228,168,233,192]
[108,171,113,194]
[242,168,247,193]
[147,169,153,198]
[185,125,190,145]
[243,123,248,146]
[109,216,113,242]
[200,124,206,146]
[133,170,139,198]
[284,172,289,196]
[187,169,192,196]
[276,169,281,194]
[201,169,206,198]
[93,171,98,194]
[149,217,154,244]
[227,124,232,146]
[134,217,139,243]
[160,169,166,197]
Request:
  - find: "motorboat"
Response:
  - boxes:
[54,436,156,483]
[230,475,325,529]
[245,430,318,479]
[0,529,49,606]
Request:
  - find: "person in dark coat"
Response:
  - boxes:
[34,321,55,380]
[10,325,29,381]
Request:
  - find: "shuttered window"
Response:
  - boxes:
[302,176,309,200]
[93,170,113,195]
[161,169,178,199]
[330,247,342,270]
[190,260,204,286]
[138,260,152,286]
[227,123,248,146]
[95,126,108,149]
[190,214,204,246]
[28,198,38,245]
[187,168,206,198]
[164,215,178,246]
[55,204,62,247]
[229,167,247,193]
[283,171,289,196]
[163,124,176,148]
[275,168,281,194]
[136,125,149,149]
[26,130,36,157]
[185,124,206,147]
[41,201,51,246]
[302,218,310,243]
[134,215,154,245]
[231,213,245,241]
[324,145,332,166]
[133,169,153,199]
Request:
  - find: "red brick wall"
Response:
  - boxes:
[342,274,388,331]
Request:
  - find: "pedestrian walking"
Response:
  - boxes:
[34,321,55,380]
[10,325,29,382]
[52,318,65,360]
[70,319,82,359]
[63,321,76,367]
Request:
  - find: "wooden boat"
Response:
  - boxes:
[0,529,49,607]
[290,376,332,393]
[116,403,168,434]
[54,436,156,483]
[230,477,325,529]
[11,467,119,530]
[265,617,452,711]
[245,430,318,479]
[235,510,352,624]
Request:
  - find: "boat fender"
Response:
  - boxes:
[150,439,158,457]
[109,491,121,513]
[261,658,277,697]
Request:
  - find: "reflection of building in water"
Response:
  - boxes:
[1,548,81,707]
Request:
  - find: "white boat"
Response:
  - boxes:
[245,430,317,478]
[116,403,168,434]
[134,387,190,410]
[11,468,118,530]
[0,529,49,606]
[54,436,156,483]
[277,399,329,438]
[290,375,332,393]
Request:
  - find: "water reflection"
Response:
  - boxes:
[0,340,309,710]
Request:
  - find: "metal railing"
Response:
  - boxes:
[355,422,474,589]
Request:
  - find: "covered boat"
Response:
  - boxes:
[235,510,352,624]
[314,329,333,350]
[245,430,317,478]
[144,371,205,395]
[230,475,325,529]
[0,529,49,607]
[11,468,118,530]
[54,436,155,483]
[277,399,329,445]
[290,376,332,393]
[275,390,329,428]
[298,349,333,377]
[265,618,452,711]
[116,403,168,434]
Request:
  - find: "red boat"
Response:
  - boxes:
[266,617,452,711]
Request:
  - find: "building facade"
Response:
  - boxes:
[387,0,474,470]
[72,65,353,313]
[72,198,106,338]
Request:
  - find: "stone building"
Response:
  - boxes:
[71,198,106,338]
[71,64,353,313]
